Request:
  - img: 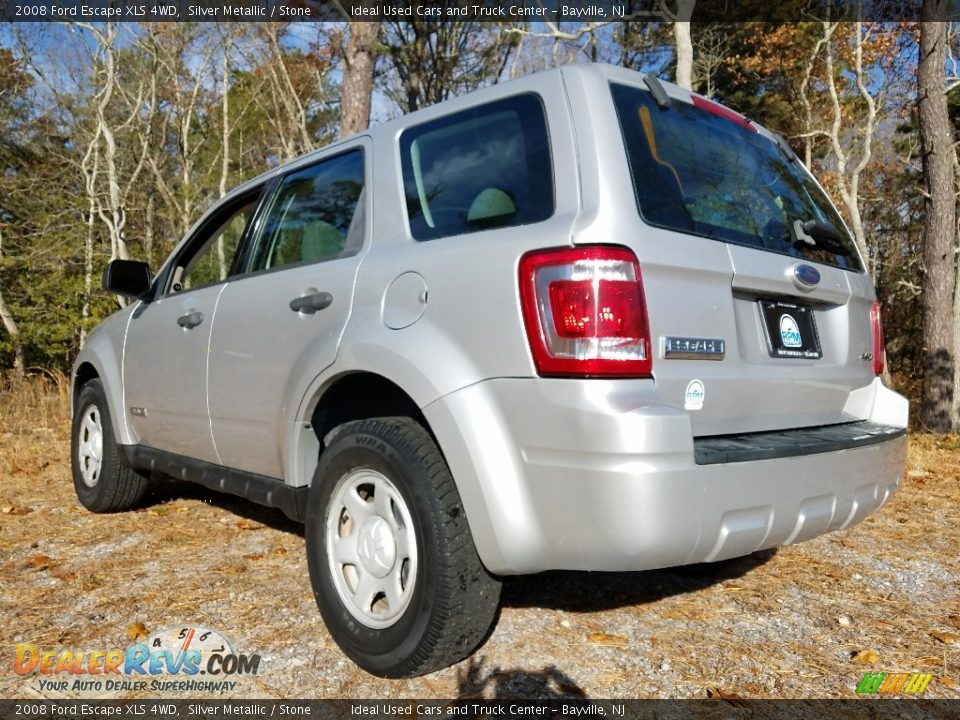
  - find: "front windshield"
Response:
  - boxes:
[610,82,863,272]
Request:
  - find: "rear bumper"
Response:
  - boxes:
[424,377,908,575]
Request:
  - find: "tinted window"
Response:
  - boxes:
[400,94,554,241]
[610,83,863,272]
[251,150,364,271]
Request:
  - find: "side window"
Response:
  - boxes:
[250,150,365,272]
[399,93,554,241]
[173,198,257,293]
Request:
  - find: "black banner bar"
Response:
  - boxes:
[2,700,959,720]
[0,0,956,23]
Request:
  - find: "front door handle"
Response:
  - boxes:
[289,291,333,315]
[177,310,204,329]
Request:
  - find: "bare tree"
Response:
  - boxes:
[73,21,148,263]
[918,13,956,431]
[821,21,879,277]
[381,21,518,114]
[691,24,731,98]
[140,24,216,238]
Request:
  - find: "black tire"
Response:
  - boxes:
[305,417,501,677]
[71,379,150,513]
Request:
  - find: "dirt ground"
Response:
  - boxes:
[1,382,958,700]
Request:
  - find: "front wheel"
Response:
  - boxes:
[71,379,150,512]
[305,417,500,677]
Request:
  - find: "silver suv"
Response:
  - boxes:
[71,64,908,677]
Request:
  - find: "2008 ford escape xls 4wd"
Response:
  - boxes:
[71,63,908,677]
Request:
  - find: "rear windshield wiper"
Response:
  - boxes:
[791,219,846,251]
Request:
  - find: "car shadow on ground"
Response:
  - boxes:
[142,478,305,538]
[142,478,776,613]
[500,550,778,613]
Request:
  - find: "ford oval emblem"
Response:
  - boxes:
[794,264,821,288]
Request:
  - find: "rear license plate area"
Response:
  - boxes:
[758,299,822,359]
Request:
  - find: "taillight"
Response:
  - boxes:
[871,300,885,376]
[519,246,652,378]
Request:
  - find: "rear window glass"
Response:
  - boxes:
[400,94,554,241]
[610,83,863,272]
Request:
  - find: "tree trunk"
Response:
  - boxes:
[952,254,960,428]
[0,287,24,379]
[673,22,693,90]
[918,14,956,432]
[0,226,25,378]
[81,187,96,348]
[672,0,696,90]
[339,22,379,138]
[218,32,232,280]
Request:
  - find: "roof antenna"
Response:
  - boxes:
[643,75,672,110]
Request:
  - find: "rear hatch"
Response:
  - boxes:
[607,80,876,436]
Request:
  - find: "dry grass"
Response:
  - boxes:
[0,372,70,437]
[0,381,958,699]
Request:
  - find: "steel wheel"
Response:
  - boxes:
[71,379,150,513]
[326,467,418,629]
[77,404,104,488]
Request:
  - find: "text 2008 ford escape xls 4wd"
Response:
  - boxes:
[71,64,908,677]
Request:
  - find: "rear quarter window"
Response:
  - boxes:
[400,93,554,241]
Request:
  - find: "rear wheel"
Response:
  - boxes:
[305,417,500,677]
[71,379,150,512]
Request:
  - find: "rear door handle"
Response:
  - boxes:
[289,291,333,315]
[177,310,203,329]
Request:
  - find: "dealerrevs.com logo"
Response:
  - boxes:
[14,626,261,694]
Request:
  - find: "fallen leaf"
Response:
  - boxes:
[126,622,149,642]
[589,632,628,648]
[1,505,30,515]
[940,677,958,689]
[272,547,288,556]
[29,554,52,570]
[931,631,960,645]
[52,570,77,582]
[851,649,880,664]
[236,520,260,531]
[243,553,265,561]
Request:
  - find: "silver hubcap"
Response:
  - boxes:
[326,468,417,629]
[77,405,104,488]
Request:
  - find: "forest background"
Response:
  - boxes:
[1,12,959,431]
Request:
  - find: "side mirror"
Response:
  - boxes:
[103,260,152,299]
